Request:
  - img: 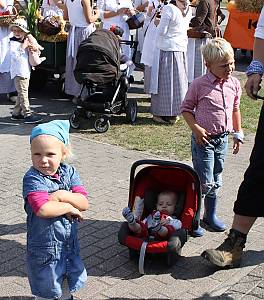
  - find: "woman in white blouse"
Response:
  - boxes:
[97,0,134,58]
[0,0,16,101]
[151,0,191,124]
[64,0,99,100]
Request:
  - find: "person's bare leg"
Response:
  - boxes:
[232,214,257,234]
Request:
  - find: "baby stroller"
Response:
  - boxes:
[118,159,202,274]
[69,29,138,133]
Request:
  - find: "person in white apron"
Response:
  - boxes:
[64,0,99,100]
[134,0,148,53]
[97,0,134,58]
[140,0,164,93]
[41,0,64,17]
[0,0,16,101]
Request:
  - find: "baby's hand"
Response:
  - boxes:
[160,219,169,226]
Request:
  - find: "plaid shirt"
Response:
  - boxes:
[180,72,242,135]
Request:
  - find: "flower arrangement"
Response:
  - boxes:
[235,0,264,13]
[17,0,41,37]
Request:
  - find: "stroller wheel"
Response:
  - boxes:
[69,113,81,129]
[125,98,137,124]
[94,116,110,133]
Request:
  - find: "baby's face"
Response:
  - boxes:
[156,194,176,215]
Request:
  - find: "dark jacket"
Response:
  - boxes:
[190,0,217,37]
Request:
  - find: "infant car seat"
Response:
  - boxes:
[118,159,202,274]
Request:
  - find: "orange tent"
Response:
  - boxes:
[224,2,260,51]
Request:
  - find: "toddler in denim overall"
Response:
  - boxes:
[181,38,244,237]
[23,120,89,300]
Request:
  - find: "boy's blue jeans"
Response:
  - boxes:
[191,134,228,200]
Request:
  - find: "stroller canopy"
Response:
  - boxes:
[74,29,121,86]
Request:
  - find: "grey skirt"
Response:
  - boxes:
[65,26,95,97]
[0,72,15,94]
[151,50,188,117]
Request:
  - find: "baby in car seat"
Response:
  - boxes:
[122,190,182,240]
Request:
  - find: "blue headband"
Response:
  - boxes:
[30,120,70,145]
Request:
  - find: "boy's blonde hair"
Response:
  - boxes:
[201,37,234,65]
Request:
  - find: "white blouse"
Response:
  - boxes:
[10,40,31,79]
[156,3,192,52]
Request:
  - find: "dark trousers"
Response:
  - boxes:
[234,104,264,217]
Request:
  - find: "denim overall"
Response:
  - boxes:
[23,164,87,299]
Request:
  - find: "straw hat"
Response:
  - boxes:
[9,18,30,33]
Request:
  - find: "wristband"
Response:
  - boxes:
[246,60,264,77]
[233,131,244,143]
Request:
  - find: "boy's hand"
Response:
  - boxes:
[232,138,242,154]
[21,39,30,50]
[193,125,211,145]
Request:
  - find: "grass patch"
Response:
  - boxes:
[77,90,262,161]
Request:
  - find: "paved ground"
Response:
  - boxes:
[0,28,263,299]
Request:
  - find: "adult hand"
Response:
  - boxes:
[154,16,160,26]
[117,7,128,15]
[245,73,262,99]
[126,8,134,16]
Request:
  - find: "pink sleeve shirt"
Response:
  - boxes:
[180,72,242,135]
[28,185,88,214]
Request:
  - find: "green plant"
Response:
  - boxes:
[18,0,41,37]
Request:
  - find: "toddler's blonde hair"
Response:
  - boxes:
[201,37,234,65]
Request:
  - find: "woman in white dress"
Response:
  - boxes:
[41,0,64,18]
[0,0,16,100]
[97,0,134,58]
[64,0,99,99]
[140,0,164,93]
[150,0,191,124]
[134,0,148,53]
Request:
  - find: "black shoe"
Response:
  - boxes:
[24,114,43,124]
[11,114,24,120]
